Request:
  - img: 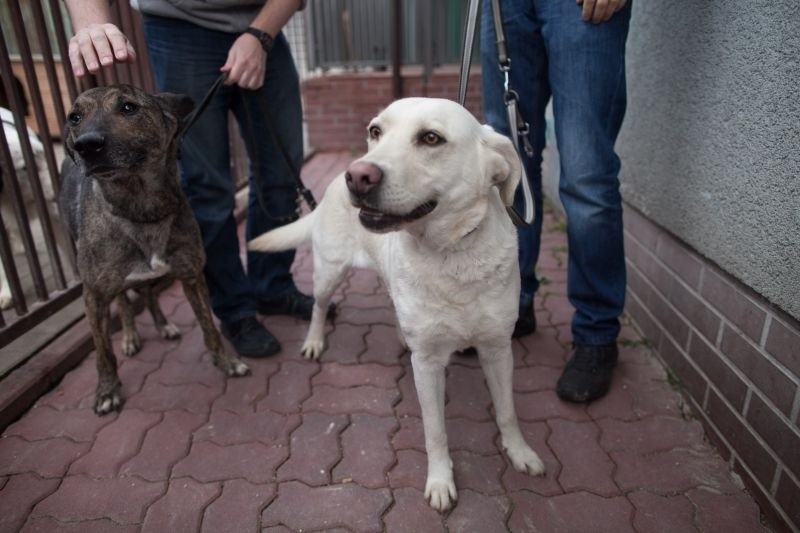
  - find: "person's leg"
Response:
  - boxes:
[481,0,550,335]
[230,33,316,319]
[142,16,279,357]
[539,0,631,401]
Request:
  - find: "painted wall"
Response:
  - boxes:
[616,1,799,319]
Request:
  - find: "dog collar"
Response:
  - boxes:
[244,27,275,53]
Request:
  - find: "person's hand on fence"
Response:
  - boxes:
[220,34,267,90]
[68,23,137,77]
[576,0,627,24]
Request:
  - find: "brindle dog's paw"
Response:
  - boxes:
[120,331,142,357]
[216,357,250,377]
[159,322,181,340]
[94,387,122,415]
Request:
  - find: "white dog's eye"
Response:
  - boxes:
[420,131,444,146]
[368,125,381,140]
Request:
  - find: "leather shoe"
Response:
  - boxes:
[512,305,536,338]
[556,343,618,403]
[221,316,281,358]
[258,287,334,321]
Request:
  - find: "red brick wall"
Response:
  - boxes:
[624,205,800,531]
[302,66,484,152]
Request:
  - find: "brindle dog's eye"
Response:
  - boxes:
[368,125,381,140]
[68,112,81,125]
[121,102,139,116]
[421,131,444,146]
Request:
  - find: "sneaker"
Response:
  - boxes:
[220,316,281,358]
[512,305,537,338]
[258,287,334,321]
[556,343,618,403]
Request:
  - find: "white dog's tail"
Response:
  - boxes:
[248,210,316,252]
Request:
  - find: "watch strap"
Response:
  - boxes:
[244,26,275,53]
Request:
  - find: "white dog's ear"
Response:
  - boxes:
[480,125,521,206]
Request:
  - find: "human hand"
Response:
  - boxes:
[68,23,136,77]
[576,0,627,24]
[220,33,267,90]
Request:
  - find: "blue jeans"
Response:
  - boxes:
[481,0,631,345]
[143,15,303,323]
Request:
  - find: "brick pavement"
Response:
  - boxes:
[0,153,769,532]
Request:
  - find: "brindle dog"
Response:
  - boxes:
[59,85,250,415]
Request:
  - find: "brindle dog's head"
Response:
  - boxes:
[64,85,193,179]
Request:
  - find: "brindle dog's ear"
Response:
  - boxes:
[155,93,195,129]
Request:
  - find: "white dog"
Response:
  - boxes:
[1,105,58,309]
[249,98,544,510]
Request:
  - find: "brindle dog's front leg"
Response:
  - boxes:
[116,292,141,357]
[180,276,250,376]
[84,287,122,415]
[140,284,181,340]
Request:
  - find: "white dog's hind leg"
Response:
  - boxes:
[301,260,348,360]
[411,351,457,511]
[477,342,545,476]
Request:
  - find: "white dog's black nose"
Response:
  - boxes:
[73,132,106,157]
[345,161,383,197]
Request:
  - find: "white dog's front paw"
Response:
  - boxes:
[424,476,457,512]
[506,441,545,476]
[120,331,142,357]
[0,291,12,310]
[301,339,324,360]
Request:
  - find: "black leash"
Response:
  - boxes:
[179,72,316,223]
[458,0,535,227]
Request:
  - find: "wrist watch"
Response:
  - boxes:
[244,26,275,53]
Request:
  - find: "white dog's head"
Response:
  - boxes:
[344,98,521,245]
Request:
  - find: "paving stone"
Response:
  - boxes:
[516,326,570,367]
[34,360,96,410]
[0,474,60,532]
[338,305,397,328]
[508,491,635,533]
[69,409,162,477]
[512,365,561,392]
[4,405,115,442]
[394,369,421,417]
[278,412,348,486]
[612,449,740,494]
[388,449,427,491]
[202,480,276,533]
[345,268,383,295]
[361,324,407,364]
[444,366,492,421]
[630,379,685,419]
[598,416,708,455]
[261,481,391,532]
[628,490,697,533]
[32,476,164,524]
[256,361,318,414]
[117,357,162,396]
[313,362,403,389]
[548,419,619,496]
[213,361,278,414]
[119,410,207,481]
[383,487,445,533]
[194,409,300,446]
[173,441,287,484]
[500,421,562,496]
[21,516,140,532]
[125,380,223,414]
[392,416,425,451]
[333,414,398,488]
[586,380,639,421]
[0,436,90,478]
[515,390,591,422]
[446,490,510,532]
[146,357,227,389]
[451,450,505,495]
[687,487,767,532]
[320,322,369,363]
[303,384,399,416]
[543,294,574,327]
[141,477,220,533]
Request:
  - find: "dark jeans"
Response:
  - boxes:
[143,15,303,323]
[481,0,631,345]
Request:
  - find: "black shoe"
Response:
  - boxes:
[556,343,618,403]
[513,306,537,338]
[220,316,281,358]
[258,288,334,321]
